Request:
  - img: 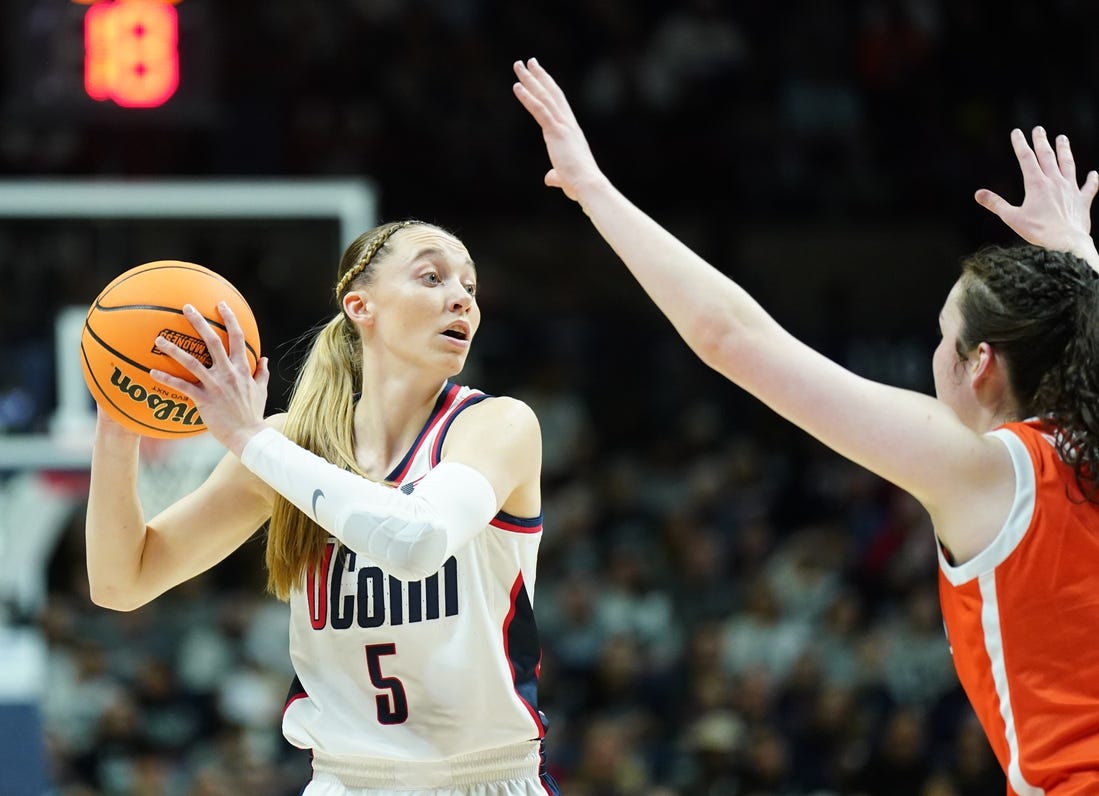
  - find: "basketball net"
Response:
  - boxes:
[136,433,226,518]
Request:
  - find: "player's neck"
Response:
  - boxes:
[352,376,448,478]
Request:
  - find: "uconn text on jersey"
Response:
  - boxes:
[305,541,458,629]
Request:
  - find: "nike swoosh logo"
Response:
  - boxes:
[311,488,325,519]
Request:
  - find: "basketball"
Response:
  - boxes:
[80,260,261,439]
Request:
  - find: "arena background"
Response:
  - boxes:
[1,1,1097,794]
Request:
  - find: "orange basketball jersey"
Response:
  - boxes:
[939,420,1099,795]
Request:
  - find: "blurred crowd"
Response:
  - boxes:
[5,0,1099,794]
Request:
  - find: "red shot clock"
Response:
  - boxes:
[80,0,181,108]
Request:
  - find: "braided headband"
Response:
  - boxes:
[335,220,421,299]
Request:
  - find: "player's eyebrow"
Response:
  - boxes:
[410,246,477,272]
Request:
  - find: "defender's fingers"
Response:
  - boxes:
[516,58,568,119]
[525,58,578,123]
[513,81,551,130]
[513,62,551,117]
[1081,171,1099,211]
[525,58,564,96]
[1055,134,1078,182]
[511,75,539,109]
[513,59,546,95]
[1011,128,1041,179]
[1083,171,1099,204]
[974,188,1015,218]
[1031,126,1059,177]
[514,60,555,114]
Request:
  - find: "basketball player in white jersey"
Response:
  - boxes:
[85,221,561,795]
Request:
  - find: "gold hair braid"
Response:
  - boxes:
[334,220,420,299]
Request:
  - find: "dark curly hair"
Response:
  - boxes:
[957,244,1099,500]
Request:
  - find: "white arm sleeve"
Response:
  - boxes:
[241,427,498,580]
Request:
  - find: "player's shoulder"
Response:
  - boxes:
[453,394,540,433]
[464,394,538,420]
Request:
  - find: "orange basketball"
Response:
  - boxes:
[80,260,261,439]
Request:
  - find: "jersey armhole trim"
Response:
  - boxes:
[491,512,543,534]
[429,392,491,466]
[938,427,1036,586]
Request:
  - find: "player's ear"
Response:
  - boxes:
[970,341,1000,391]
[342,290,374,326]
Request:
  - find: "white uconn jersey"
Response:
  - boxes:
[283,381,548,762]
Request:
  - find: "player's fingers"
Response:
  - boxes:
[512,59,529,90]
[517,58,566,120]
[525,58,577,123]
[525,58,560,96]
[973,188,1013,215]
[1055,133,1078,182]
[513,59,544,95]
[255,357,271,390]
[1081,170,1099,208]
[512,79,545,121]
[526,58,561,93]
[1010,128,1041,179]
[512,64,555,125]
[181,304,232,368]
[148,366,199,398]
[216,301,249,366]
[1031,126,1059,177]
[514,61,554,118]
[153,331,211,380]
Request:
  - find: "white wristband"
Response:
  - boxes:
[241,428,498,579]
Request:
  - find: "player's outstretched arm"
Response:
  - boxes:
[511,57,776,377]
[975,126,1099,272]
[512,57,1012,559]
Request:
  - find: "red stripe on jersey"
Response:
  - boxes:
[502,572,544,738]
[284,677,309,716]
[284,692,308,715]
[491,515,543,534]
[388,383,461,483]
[430,393,490,466]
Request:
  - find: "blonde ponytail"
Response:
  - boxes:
[265,314,363,599]
[264,219,432,599]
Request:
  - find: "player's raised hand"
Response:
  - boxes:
[151,301,270,455]
[512,58,605,205]
[975,126,1099,269]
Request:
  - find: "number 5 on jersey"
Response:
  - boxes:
[366,643,409,724]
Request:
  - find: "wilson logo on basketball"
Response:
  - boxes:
[108,366,203,427]
[151,329,212,367]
